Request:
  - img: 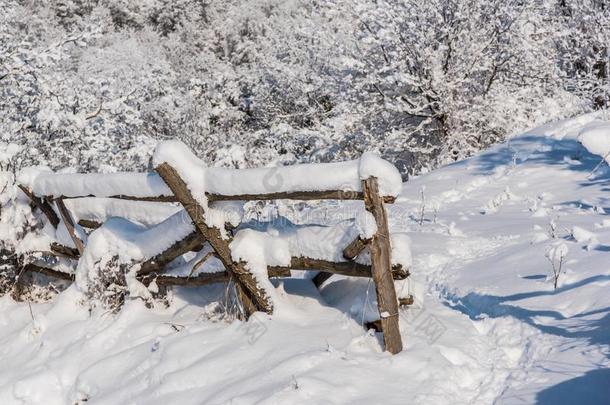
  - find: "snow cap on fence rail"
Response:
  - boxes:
[17,167,173,199]
[75,209,195,292]
[153,140,403,198]
[64,198,181,228]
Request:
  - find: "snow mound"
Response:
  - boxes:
[75,210,194,292]
[18,169,173,199]
[577,121,610,163]
[65,198,180,228]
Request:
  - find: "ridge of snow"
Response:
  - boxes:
[18,169,173,199]
[577,121,610,163]
[153,140,403,199]
[75,210,194,291]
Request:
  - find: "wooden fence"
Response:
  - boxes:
[16,148,411,354]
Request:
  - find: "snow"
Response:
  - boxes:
[578,121,610,163]
[18,169,173,199]
[355,210,377,240]
[64,198,180,228]
[162,246,225,278]
[229,218,398,307]
[2,114,610,403]
[0,142,21,163]
[75,210,194,291]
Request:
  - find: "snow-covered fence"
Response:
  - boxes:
[15,141,411,354]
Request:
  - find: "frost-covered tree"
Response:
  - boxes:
[342,0,586,169]
[0,0,607,177]
[555,0,610,109]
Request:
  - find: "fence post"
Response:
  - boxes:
[55,198,85,255]
[362,177,403,354]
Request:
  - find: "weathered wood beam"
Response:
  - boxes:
[148,267,291,287]
[270,257,408,280]
[143,256,407,288]
[51,191,396,203]
[137,231,205,276]
[155,162,271,317]
[77,219,102,229]
[399,295,414,307]
[187,251,218,278]
[55,198,85,255]
[24,263,75,281]
[58,194,177,203]
[312,271,333,288]
[50,242,80,259]
[343,236,370,260]
[17,185,60,228]
[206,191,396,204]
[363,177,403,354]
[311,236,370,290]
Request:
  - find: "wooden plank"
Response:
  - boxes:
[77,219,102,229]
[155,162,272,317]
[24,263,75,281]
[270,257,408,280]
[399,295,414,307]
[150,267,291,287]
[57,191,396,203]
[50,242,80,259]
[146,254,407,287]
[363,177,403,354]
[272,257,369,278]
[206,191,396,204]
[312,271,333,288]
[17,185,60,228]
[58,194,177,203]
[137,231,205,275]
[55,198,86,255]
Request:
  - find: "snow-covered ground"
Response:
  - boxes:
[1,114,610,404]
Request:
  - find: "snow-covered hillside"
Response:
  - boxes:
[1,114,609,404]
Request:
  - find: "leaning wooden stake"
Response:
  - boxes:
[18,185,60,228]
[363,177,403,354]
[138,231,205,275]
[155,162,272,317]
[55,198,85,255]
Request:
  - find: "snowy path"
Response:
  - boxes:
[1,114,609,404]
[393,113,610,403]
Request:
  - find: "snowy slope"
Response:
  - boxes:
[1,113,610,404]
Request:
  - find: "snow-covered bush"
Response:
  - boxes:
[0,143,35,297]
[545,242,568,289]
[84,255,132,311]
[555,0,610,110]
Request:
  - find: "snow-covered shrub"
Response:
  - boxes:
[545,242,568,289]
[0,144,37,297]
[555,0,610,110]
[85,256,132,311]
